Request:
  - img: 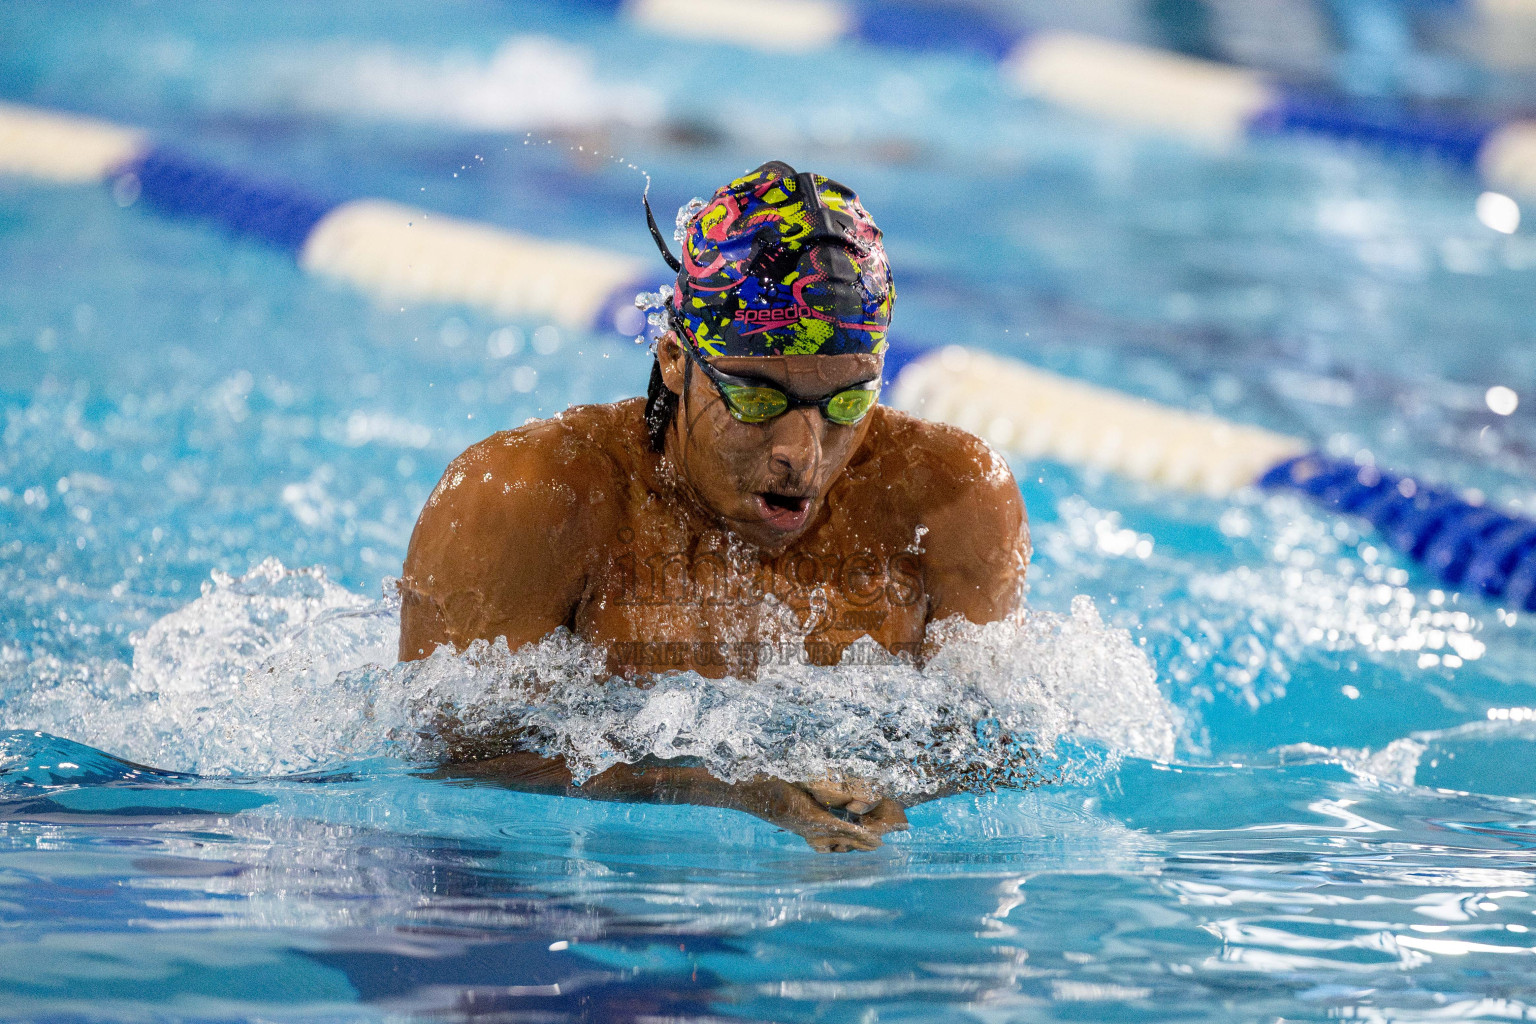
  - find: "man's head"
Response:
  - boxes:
[642,162,896,550]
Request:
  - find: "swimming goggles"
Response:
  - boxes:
[680,340,880,426]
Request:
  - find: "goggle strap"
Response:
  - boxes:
[794,170,845,245]
[643,182,683,274]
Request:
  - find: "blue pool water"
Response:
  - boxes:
[4,2,1536,1021]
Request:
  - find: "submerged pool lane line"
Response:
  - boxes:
[579,0,1536,195]
[5,99,1536,612]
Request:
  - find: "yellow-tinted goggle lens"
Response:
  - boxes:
[721,385,790,423]
[824,387,878,425]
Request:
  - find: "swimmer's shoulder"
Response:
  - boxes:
[467,397,646,495]
[862,405,1023,512]
[400,403,646,654]
[864,407,1030,610]
[410,400,645,555]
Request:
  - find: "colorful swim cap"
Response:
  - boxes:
[647,162,894,359]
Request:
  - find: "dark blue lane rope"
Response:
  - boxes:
[1260,453,1536,610]
[1249,89,1497,168]
[847,1,1024,61]
[117,148,339,252]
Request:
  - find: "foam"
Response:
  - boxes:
[1182,515,1488,698]
[3,561,1177,790]
[1049,490,1498,720]
[1276,738,1428,787]
[1279,715,1536,798]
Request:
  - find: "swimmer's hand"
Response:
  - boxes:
[438,752,906,854]
[798,774,885,816]
[738,777,908,853]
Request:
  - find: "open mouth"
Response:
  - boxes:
[753,491,812,532]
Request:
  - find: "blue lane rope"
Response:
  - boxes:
[123,148,339,252]
[1259,453,1536,610]
[846,1,1023,62]
[1249,89,1498,167]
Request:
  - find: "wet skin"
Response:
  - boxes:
[399,334,1030,851]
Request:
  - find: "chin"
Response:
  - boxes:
[728,497,817,551]
[750,524,808,552]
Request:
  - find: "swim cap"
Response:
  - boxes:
[650,162,894,359]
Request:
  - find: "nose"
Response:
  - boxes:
[767,407,824,487]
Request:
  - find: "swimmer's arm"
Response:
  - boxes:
[398,432,608,661]
[444,752,906,853]
[920,448,1030,627]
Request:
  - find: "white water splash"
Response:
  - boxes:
[1282,715,1536,796]
[1276,738,1428,787]
[4,561,1176,788]
[675,197,707,242]
[1129,499,1490,712]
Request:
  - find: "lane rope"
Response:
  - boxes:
[0,101,145,183]
[888,346,1308,498]
[0,103,661,334]
[3,99,1531,609]
[587,0,1536,192]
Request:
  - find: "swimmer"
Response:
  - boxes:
[400,162,1029,851]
